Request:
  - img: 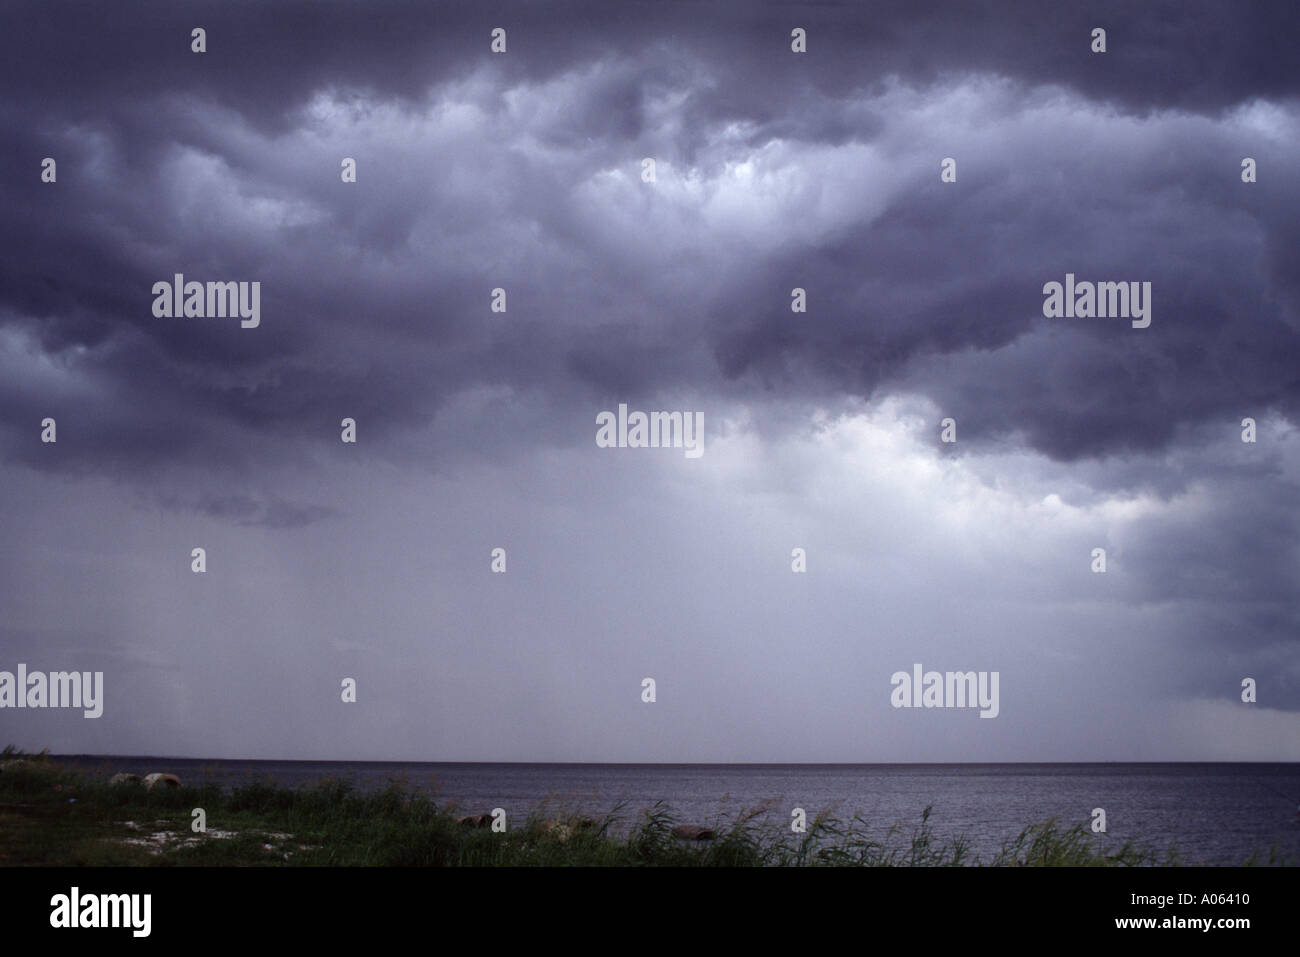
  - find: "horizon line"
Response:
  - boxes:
[33,753,1300,767]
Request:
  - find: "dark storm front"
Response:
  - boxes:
[55,758,1300,865]
[6,3,1300,866]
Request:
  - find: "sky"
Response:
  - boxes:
[1,0,1298,761]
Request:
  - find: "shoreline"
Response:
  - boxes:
[7,748,1294,867]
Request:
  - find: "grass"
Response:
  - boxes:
[0,746,1281,867]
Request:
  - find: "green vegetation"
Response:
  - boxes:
[0,746,1274,867]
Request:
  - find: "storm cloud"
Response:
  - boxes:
[1,1,1297,761]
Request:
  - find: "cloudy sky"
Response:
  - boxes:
[2,0,1298,762]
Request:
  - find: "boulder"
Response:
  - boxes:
[671,824,715,841]
[109,773,141,787]
[143,772,182,791]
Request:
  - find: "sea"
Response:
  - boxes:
[54,758,1300,865]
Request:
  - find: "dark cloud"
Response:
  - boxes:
[1,1,1298,757]
[2,1,1297,480]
